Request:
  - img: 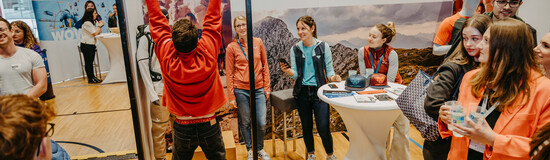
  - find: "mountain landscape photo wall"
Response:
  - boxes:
[234,1,451,91]
[229,1,452,136]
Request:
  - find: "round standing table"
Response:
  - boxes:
[317,81,405,160]
[96,33,127,84]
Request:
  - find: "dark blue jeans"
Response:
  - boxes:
[295,85,333,154]
[234,88,267,150]
[172,119,226,160]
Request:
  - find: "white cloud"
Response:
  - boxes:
[396,21,440,36]
[318,27,370,44]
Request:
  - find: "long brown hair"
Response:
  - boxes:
[233,15,246,40]
[443,14,491,66]
[296,15,317,38]
[374,21,396,44]
[10,21,40,49]
[470,18,540,111]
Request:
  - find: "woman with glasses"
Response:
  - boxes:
[438,18,550,160]
[225,15,271,160]
[484,0,537,45]
[280,15,341,160]
[424,14,491,160]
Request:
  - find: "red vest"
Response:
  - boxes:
[363,45,403,84]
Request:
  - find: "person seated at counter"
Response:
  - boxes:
[357,21,409,160]
[438,18,550,160]
[280,15,341,160]
[357,22,403,84]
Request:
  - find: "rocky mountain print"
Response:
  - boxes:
[250,16,444,135]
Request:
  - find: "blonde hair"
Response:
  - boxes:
[10,21,40,49]
[233,15,246,40]
[375,21,396,44]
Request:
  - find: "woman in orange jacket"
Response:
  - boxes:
[438,18,550,159]
[225,15,271,160]
[529,32,550,160]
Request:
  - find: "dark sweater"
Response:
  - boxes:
[423,61,475,160]
[424,62,475,120]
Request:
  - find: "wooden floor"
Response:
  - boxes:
[46,77,136,156]
[48,77,426,159]
[163,128,425,160]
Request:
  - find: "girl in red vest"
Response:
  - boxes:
[357,22,403,84]
[358,22,409,160]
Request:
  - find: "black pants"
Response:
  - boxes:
[295,85,334,154]
[80,43,97,79]
[423,137,452,160]
[172,120,226,160]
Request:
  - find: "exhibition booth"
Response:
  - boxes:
[3,0,548,159]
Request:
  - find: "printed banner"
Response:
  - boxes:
[229,0,453,135]
[33,0,114,41]
[32,0,115,83]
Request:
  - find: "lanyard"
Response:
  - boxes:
[368,48,385,73]
[238,40,248,61]
[481,94,499,118]
[237,40,256,81]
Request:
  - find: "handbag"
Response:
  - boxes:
[396,70,463,141]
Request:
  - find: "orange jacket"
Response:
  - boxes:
[438,69,550,160]
[225,38,271,101]
[146,0,226,117]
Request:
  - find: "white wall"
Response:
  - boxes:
[518,0,550,43]
[43,37,111,83]
[121,0,155,159]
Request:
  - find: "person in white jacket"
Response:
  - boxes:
[135,8,170,160]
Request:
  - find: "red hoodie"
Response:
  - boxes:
[146,0,226,117]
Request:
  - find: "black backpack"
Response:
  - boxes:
[444,17,467,59]
[136,24,162,82]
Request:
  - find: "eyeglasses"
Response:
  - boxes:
[235,24,247,29]
[495,0,521,8]
[45,123,55,137]
[0,27,9,32]
[36,123,55,156]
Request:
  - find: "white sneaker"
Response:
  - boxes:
[326,154,337,160]
[307,153,316,160]
[247,150,253,160]
[258,149,271,160]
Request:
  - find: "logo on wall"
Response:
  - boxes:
[32,0,115,41]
